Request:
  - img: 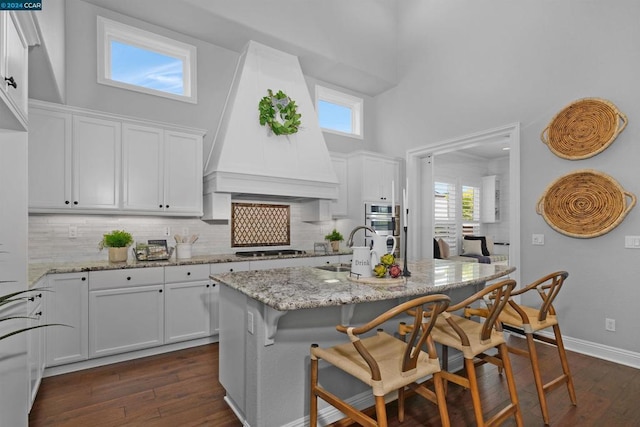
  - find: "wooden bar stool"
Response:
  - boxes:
[422,280,524,427]
[467,271,577,425]
[310,294,452,427]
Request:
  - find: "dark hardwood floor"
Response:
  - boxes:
[30,336,640,426]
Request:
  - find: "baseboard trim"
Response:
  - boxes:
[43,336,218,377]
[532,330,640,369]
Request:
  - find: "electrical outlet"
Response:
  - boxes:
[532,234,545,245]
[164,226,171,237]
[605,318,616,332]
[68,225,77,238]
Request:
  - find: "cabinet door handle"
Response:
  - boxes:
[5,76,17,89]
[28,296,35,301]
[81,277,86,281]
[35,311,43,317]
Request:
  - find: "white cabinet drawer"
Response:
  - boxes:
[89,267,164,290]
[165,264,210,283]
[210,261,250,275]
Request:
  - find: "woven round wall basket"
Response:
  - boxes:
[541,98,627,160]
[537,169,636,238]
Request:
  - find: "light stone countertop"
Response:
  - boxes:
[210,259,516,311]
[28,250,352,288]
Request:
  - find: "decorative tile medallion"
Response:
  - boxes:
[231,203,290,247]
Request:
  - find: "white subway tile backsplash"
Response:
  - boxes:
[28,201,345,263]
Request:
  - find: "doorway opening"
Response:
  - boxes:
[405,123,520,285]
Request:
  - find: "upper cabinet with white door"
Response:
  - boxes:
[329,152,348,217]
[348,151,401,204]
[0,11,29,130]
[29,103,121,212]
[28,100,205,216]
[122,124,203,215]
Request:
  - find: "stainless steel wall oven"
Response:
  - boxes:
[364,203,401,257]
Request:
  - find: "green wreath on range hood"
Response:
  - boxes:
[258,89,301,135]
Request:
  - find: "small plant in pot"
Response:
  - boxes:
[99,229,134,263]
[324,229,344,253]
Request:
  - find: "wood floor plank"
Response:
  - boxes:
[30,339,640,426]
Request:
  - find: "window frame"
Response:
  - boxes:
[315,85,363,139]
[97,16,197,104]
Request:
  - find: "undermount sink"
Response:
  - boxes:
[315,264,351,272]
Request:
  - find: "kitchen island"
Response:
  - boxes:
[211,259,515,427]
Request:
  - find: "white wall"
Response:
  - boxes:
[0,131,29,427]
[63,0,238,171]
[375,0,640,358]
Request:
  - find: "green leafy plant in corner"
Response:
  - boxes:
[324,229,344,242]
[98,229,134,249]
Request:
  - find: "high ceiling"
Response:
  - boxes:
[80,0,399,95]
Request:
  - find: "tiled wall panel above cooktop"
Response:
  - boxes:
[231,203,290,247]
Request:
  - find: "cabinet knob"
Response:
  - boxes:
[36,293,42,298]
[187,272,191,276]
[229,268,234,272]
[81,277,86,281]
[159,204,163,208]
[65,200,70,205]
[5,76,17,89]
[206,284,210,288]
[159,289,163,293]
[165,205,169,208]
[28,296,35,301]
[35,311,43,317]
[127,276,131,280]
[73,201,78,205]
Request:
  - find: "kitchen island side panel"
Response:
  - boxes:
[218,285,247,416]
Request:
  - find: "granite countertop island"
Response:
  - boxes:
[211,259,515,311]
[212,259,515,427]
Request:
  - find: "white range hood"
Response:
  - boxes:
[203,41,339,206]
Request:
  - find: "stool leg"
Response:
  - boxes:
[498,342,524,426]
[553,324,577,406]
[525,332,550,425]
[310,356,318,427]
[398,386,405,422]
[433,372,451,427]
[465,357,485,426]
[374,395,388,427]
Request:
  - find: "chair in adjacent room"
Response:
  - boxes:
[467,271,576,425]
[422,279,524,427]
[310,294,452,427]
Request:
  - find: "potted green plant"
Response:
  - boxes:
[324,229,344,253]
[99,229,134,263]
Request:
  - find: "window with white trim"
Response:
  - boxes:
[315,85,363,139]
[434,181,458,254]
[461,184,481,236]
[97,17,197,103]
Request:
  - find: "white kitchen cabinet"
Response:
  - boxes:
[45,272,89,367]
[27,286,45,410]
[122,124,203,216]
[28,107,121,211]
[330,153,348,217]
[28,108,72,209]
[481,175,500,223]
[348,151,401,204]
[210,262,250,334]
[73,115,121,210]
[0,11,28,130]
[164,264,211,344]
[248,255,341,270]
[89,268,164,358]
